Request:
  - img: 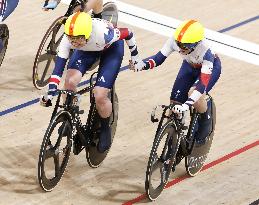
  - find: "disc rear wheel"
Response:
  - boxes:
[86,92,119,168]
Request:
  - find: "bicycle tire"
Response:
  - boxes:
[32,16,65,90]
[38,111,73,191]
[0,24,9,68]
[102,2,118,27]
[145,120,180,201]
[86,92,119,168]
[185,96,216,176]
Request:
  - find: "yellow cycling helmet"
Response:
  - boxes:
[64,12,92,39]
[174,20,204,45]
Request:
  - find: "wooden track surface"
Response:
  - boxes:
[0,0,258,204]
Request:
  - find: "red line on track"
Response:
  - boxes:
[122,140,259,205]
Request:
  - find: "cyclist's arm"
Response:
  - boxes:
[185,49,214,106]
[110,28,143,62]
[143,37,175,69]
[48,36,71,95]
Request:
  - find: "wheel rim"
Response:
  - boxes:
[0,24,9,67]
[102,2,118,27]
[146,123,177,201]
[38,117,72,191]
[33,16,66,90]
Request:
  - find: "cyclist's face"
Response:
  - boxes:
[179,47,191,55]
[67,35,87,48]
[176,41,193,55]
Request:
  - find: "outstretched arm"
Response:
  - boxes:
[144,36,175,69]
[40,36,71,107]
[117,28,143,64]
[48,36,71,95]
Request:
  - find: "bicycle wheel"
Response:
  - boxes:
[185,97,216,176]
[86,91,119,168]
[0,24,9,68]
[38,111,73,191]
[33,16,66,90]
[145,121,180,201]
[102,2,118,27]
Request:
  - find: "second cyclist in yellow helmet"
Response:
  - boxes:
[174,20,205,53]
[130,19,221,145]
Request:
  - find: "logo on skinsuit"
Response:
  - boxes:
[98,76,106,83]
[76,59,82,67]
[104,27,114,44]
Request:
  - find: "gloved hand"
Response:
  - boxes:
[42,0,59,10]
[129,56,148,72]
[171,103,189,114]
[40,94,53,107]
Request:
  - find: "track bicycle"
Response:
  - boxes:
[145,95,216,201]
[38,71,118,192]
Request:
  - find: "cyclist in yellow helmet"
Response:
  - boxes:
[130,19,222,144]
[40,12,145,153]
[43,0,103,19]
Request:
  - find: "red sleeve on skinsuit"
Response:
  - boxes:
[118,28,130,40]
[200,73,211,87]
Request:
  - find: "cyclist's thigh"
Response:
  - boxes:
[170,60,199,103]
[1,0,19,21]
[96,40,124,89]
[67,50,100,75]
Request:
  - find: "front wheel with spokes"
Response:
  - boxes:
[38,111,73,192]
[145,121,179,201]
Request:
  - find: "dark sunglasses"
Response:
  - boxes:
[66,34,86,42]
[176,41,198,50]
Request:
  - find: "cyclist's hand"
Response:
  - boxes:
[40,94,53,107]
[129,57,148,72]
[42,0,59,11]
[172,104,189,114]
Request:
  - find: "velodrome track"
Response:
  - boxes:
[0,0,259,204]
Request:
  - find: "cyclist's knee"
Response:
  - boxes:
[193,94,207,113]
[94,87,110,106]
[64,69,82,89]
[64,78,78,90]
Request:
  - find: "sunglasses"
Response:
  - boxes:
[66,34,86,42]
[176,41,198,50]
